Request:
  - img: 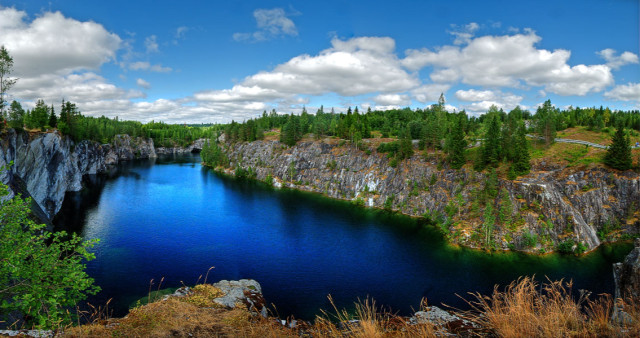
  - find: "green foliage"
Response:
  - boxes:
[279,114,302,146]
[377,141,400,155]
[0,179,99,329]
[352,197,365,207]
[263,174,274,186]
[522,231,538,248]
[556,239,582,254]
[287,161,296,181]
[383,194,394,210]
[604,124,632,170]
[201,141,229,168]
[7,100,24,129]
[429,173,437,186]
[483,168,499,200]
[448,113,467,169]
[0,45,17,116]
[512,121,530,175]
[326,159,337,170]
[535,99,557,147]
[481,111,502,167]
[482,203,495,249]
[389,157,398,168]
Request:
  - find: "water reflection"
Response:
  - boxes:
[54,154,634,320]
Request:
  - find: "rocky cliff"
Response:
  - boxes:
[155,138,207,155]
[221,139,640,253]
[0,129,156,222]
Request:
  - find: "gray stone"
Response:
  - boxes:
[211,279,267,317]
[224,139,640,253]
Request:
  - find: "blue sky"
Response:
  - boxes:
[0,0,638,123]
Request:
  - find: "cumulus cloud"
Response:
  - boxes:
[12,72,144,103]
[401,30,613,96]
[197,36,417,109]
[128,61,172,72]
[597,49,639,70]
[410,84,451,103]
[454,89,523,114]
[136,78,151,89]
[373,93,411,106]
[455,89,495,101]
[233,8,298,42]
[605,83,640,102]
[0,7,121,77]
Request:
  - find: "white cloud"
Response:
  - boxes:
[454,89,523,114]
[410,84,451,103]
[13,72,144,103]
[597,49,639,70]
[448,22,479,45]
[0,7,121,77]
[401,30,613,96]
[455,89,495,101]
[373,93,410,106]
[605,83,640,102]
[136,78,151,89]
[144,35,159,53]
[233,8,298,42]
[128,61,172,72]
[243,36,417,96]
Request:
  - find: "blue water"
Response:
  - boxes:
[54,154,633,319]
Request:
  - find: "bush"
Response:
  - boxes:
[0,179,99,328]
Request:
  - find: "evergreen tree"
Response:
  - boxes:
[8,100,24,129]
[604,124,632,170]
[481,113,502,167]
[31,99,49,130]
[397,128,414,160]
[48,106,57,128]
[449,114,467,169]
[535,100,557,147]
[512,121,531,175]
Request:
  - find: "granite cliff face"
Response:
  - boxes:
[0,129,156,221]
[222,139,640,253]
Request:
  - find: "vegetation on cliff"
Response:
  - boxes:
[0,176,99,329]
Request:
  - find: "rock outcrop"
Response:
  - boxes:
[613,238,640,301]
[155,138,207,155]
[221,139,640,253]
[0,129,156,222]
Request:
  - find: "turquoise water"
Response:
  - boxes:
[54,154,633,319]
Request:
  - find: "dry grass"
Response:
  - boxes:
[63,277,640,337]
[458,276,640,337]
[63,293,292,337]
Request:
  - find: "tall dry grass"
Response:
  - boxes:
[63,276,640,337]
[458,276,640,337]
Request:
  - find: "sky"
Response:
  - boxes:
[0,0,638,124]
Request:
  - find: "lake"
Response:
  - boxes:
[54,153,633,319]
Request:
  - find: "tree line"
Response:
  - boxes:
[210,97,638,174]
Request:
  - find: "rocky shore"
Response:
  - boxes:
[220,139,640,254]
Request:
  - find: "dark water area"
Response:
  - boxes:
[54,154,633,320]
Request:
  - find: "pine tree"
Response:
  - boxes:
[481,113,502,167]
[449,114,467,169]
[48,106,57,128]
[512,121,531,175]
[604,124,632,170]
